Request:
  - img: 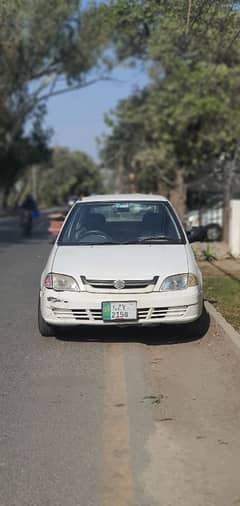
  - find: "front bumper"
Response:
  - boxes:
[40,287,203,326]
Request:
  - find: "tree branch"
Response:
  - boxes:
[37,76,114,102]
[30,60,63,81]
[1,75,115,150]
[186,0,192,34]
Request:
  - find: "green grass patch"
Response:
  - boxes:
[203,274,240,333]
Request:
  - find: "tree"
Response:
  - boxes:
[101,0,240,222]
[0,0,112,196]
[0,0,111,130]
[38,147,102,206]
[0,108,52,208]
[107,0,163,60]
[109,0,240,68]
[100,90,176,194]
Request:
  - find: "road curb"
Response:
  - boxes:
[205,300,240,351]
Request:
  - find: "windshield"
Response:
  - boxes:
[58,201,185,245]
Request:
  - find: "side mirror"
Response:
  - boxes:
[187,230,196,243]
[187,226,204,243]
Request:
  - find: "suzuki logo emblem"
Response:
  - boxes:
[114,279,125,290]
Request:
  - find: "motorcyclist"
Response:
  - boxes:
[21,194,38,213]
[20,194,39,235]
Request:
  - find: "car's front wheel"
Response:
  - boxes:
[38,297,55,337]
[185,305,210,339]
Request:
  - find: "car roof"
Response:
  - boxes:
[78,194,168,203]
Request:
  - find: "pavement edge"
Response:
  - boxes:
[205,300,240,351]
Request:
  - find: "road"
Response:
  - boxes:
[1,216,240,506]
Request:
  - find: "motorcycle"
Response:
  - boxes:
[19,209,33,237]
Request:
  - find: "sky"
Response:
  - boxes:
[46,66,148,162]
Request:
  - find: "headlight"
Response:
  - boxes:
[44,273,80,292]
[160,273,198,291]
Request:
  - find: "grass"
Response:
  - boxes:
[203,271,240,333]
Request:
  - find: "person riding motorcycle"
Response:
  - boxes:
[19,194,39,236]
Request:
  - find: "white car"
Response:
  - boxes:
[39,194,203,336]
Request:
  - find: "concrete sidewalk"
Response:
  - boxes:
[199,258,240,279]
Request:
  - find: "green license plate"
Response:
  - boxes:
[102,302,137,321]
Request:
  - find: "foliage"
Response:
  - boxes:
[200,245,217,262]
[3,0,240,205]
[101,0,240,197]
[38,147,102,206]
[0,0,112,195]
[0,109,52,206]
[109,0,240,67]
[100,90,176,192]
[0,0,110,106]
[107,0,162,60]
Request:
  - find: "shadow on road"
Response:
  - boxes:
[56,305,210,345]
[0,215,50,247]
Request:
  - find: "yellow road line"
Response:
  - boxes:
[103,343,135,506]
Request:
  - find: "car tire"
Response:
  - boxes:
[185,305,210,339]
[38,297,55,337]
[205,223,222,242]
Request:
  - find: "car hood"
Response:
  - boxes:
[53,245,189,281]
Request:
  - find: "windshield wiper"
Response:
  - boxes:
[120,236,174,244]
[78,241,121,245]
[137,235,177,243]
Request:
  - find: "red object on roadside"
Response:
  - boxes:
[48,213,65,236]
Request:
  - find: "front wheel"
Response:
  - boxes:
[38,298,55,337]
[19,210,33,237]
[185,305,210,339]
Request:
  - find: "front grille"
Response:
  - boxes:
[90,309,102,321]
[72,309,90,320]
[81,276,158,290]
[52,308,89,320]
[151,306,187,319]
[138,308,150,319]
[51,305,187,322]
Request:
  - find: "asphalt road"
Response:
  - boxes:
[1,216,240,506]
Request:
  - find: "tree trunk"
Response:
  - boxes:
[115,158,125,193]
[169,169,187,220]
[223,197,230,243]
[2,186,10,210]
[222,143,240,244]
[157,181,169,198]
[223,158,235,244]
